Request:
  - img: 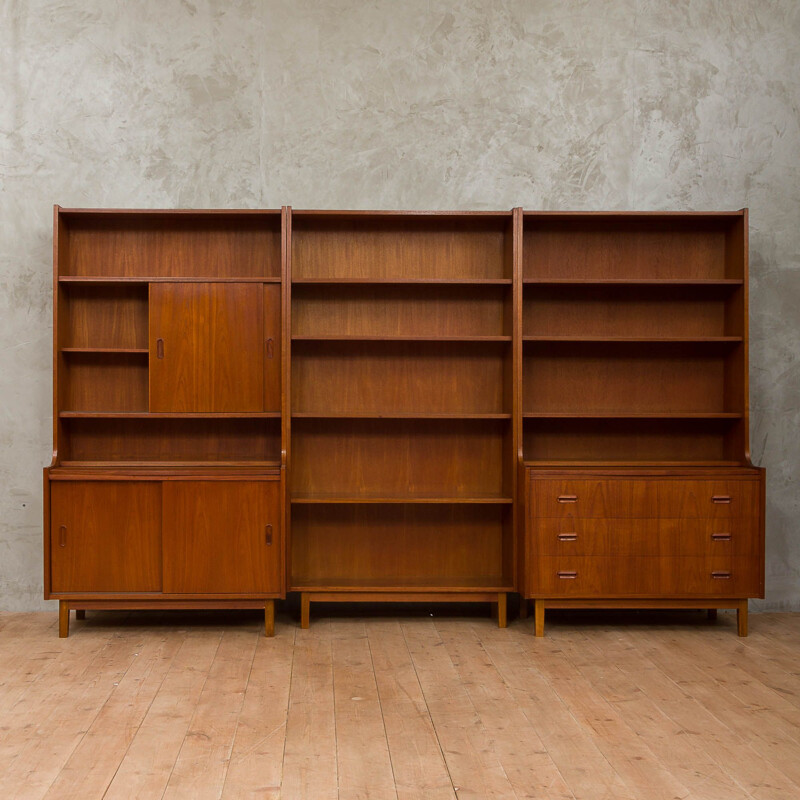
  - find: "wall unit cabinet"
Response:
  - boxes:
[44,209,286,637]
[44,207,765,637]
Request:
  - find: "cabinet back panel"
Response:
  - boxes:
[64,215,280,278]
[65,418,280,462]
[64,285,148,348]
[524,219,737,280]
[523,344,737,414]
[291,504,508,586]
[63,355,148,412]
[293,342,506,414]
[524,285,731,338]
[291,419,507,497]
[523,419,735,463]
[292,217,509,280]
[292,284,508,337]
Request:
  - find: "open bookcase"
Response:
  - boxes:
[287,211,518,625]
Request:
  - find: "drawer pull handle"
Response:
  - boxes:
[59,525,67,547]
[557,495,578,503]
[711,571,732,579]
[557,533,578,541]
[711,495,731,504]
[711,532,732,541]
[557,570,578,579]
[265,524,273,546]
[156,338,165,359]
[266,338,274,359]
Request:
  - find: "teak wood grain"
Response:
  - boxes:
[149,282,264,413]
[49,481,161,594]
[162,481,282,595]
[44,206,764,635]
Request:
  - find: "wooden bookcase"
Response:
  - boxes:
[44,208,288,637]
[44,207,765,636]
[519,211,765,635]
[287,211,518,625]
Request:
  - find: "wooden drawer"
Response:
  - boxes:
[657,480,758,519]
[531,516,760,559]
[531,479,657,519]
[532,555,757,597]
[530,477,759,521]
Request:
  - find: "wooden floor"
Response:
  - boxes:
[1,608,799,800]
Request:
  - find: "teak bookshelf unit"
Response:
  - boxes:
[44,207,765,636]
[520,211,764,635]
[287,211,517,626]
[44,208,288,637]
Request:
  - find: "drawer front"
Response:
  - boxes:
[531,518,659,557]
[657,480,758,519]
[532,555,755,597]
[532,480,657,519]
[530,478,760,521]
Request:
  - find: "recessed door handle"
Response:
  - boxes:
[156,338,165,359]
[711,571,732,579]
[711,532,732,541]
[266,338,274,359]
[265,524,273,545]
[557,495,578,503]
[557,533,578,541]
[59,525,67,547]
[557,570,578,579]
[711,495,731,504]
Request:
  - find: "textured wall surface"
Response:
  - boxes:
[1,0,798,610]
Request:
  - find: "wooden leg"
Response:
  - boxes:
[59,601,69,638]
[737,599,748,637]
[497,593,507,628]
[519,598,528,620]
[534,599,545,638]
[76,609,86,620]
[300,593,310,629]
[707,608,717,621]
[264,601,275,638]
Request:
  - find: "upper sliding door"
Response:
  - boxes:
[149,283,264,412]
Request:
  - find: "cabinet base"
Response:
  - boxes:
[298,591,508,629]
[527,598,750,638]
[57,599,277,638]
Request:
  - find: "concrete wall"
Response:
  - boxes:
[1,0,798,611]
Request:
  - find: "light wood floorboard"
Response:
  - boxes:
[0,609,799,799]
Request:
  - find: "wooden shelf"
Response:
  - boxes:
[293,277,512,285]
[60,276,281,284]
[292,412,511,419]
[289,578,513,591]
[61,348,149,354]
[60,412,281,419]
[522,412,743,419]
[522,336,742,344]
[292,335,511,342]
[523,278,743,286]
[291,495,514,504]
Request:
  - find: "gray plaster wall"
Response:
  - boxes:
[1,0,798,611]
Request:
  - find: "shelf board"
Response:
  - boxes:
[60,412,281,419]
[61,347,149,354]
[290,495,514,504]
[292,277,512,285]
[522,278,743,286]
[292,335,512,342]
[292,412,511,419]
[59,460,281,468]
[522,412,743,419]
[59,276,281,284]
[522,336,742,344]
[522,459,745,467]
[289,578,513,592]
